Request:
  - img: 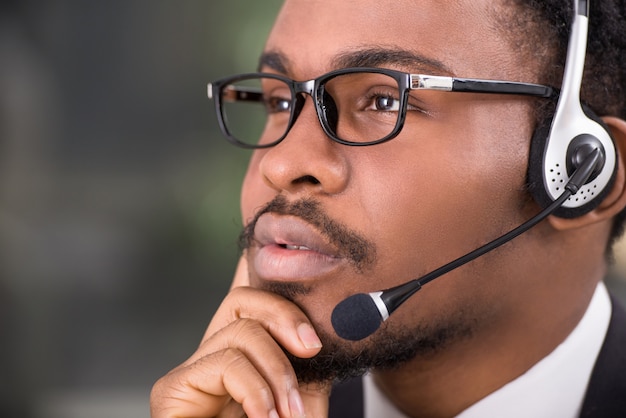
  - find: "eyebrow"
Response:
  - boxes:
[257,51,289,73]
[257,46,453,76]
[332,47,453,75]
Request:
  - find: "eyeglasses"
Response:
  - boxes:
[207,67,554,149]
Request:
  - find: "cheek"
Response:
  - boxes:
[349,114,531,284]
[240,151,270,224]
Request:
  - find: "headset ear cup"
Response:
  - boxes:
[528,115,556,212]
[527,106,617,219]
[581,103,610,132]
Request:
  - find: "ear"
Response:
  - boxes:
[549,116,626,231]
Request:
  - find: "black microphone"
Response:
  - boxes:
[331,148,602,341]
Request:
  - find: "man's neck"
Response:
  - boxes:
[370,285,598,418]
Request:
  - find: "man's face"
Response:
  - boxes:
[239,0,543,381]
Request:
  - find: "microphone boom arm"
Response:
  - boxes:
[332,148,602,340]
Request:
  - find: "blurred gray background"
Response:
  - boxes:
[0,1,281,416]
[1,1,625,417]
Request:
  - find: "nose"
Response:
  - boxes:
[257,97,350,196]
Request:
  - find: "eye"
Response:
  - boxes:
[265,96,292,113]
[363,92,401,112]
[375,95,399,111]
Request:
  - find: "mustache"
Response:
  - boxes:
[239,195,376,271]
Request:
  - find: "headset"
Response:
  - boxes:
[332,0,621,341]
[527,0,617,218]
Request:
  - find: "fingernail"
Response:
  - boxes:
[297,323,322,349]
[289,387,306,418]
[269,408,280,418]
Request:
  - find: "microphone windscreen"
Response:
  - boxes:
[331,293,383,341]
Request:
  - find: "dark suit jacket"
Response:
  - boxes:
[329,298,626,418]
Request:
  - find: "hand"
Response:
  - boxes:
[150,258,330,418]
[230,255,251,290]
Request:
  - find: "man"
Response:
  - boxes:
[151,0,626,416]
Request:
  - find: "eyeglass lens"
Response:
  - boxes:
[219,72,403,147]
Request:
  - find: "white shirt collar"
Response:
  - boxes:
[364,282,612,418]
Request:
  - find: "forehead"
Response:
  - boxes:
[264,0,524,80]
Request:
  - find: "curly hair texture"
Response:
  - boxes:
[506,0,626,255]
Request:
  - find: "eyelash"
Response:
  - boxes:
[365,90,428,115]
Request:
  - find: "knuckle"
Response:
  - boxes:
[226,318,268,346]
[217,349,276,407]
[219,346,246,367]
[218,329,296,386]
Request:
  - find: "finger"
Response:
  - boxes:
[299,382,332,418]
[174,287,324,417]
[151,347,281,418]
[216,400,245,418]
[203,287,323,360]
[230,255,250,290]
[186,318,304,418]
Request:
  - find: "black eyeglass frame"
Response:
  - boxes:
[207,67,555,149]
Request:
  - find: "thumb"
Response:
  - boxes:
[230,255,250,290]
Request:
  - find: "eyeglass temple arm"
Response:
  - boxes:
[411,75,554,98]
[207,83,264,103]
[206,74,554,103]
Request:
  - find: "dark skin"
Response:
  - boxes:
[150,0,626,417]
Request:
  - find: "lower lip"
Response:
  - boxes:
[253,244,344,281]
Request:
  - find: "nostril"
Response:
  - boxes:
[293,175,321,185]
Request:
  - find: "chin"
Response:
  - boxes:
[286,314,477,384]
[268,284,475,384]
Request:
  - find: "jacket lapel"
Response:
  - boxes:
[580,297,626,417]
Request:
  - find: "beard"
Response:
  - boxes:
[241,195,476,384]
[260,281,475,385]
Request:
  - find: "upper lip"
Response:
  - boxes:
[253,213,342,258]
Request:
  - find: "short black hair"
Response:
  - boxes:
[511,0,626,256]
